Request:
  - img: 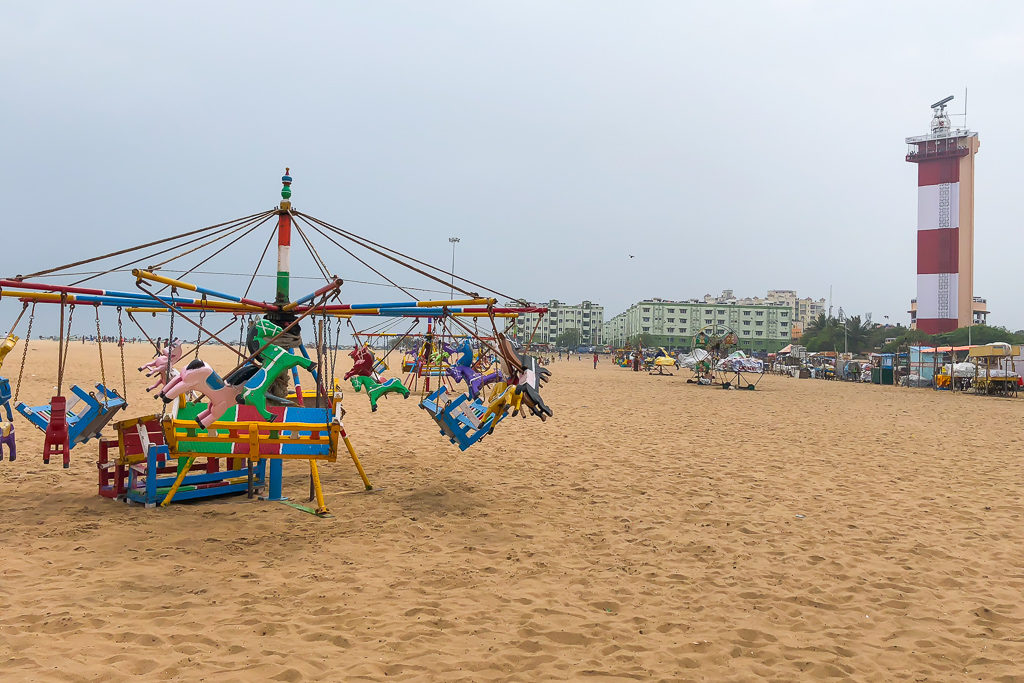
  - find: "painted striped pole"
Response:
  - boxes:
[276,169,293,306]
[267,168,294,503]
[130,270,271,310]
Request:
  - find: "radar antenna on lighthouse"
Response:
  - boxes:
[929,95,954,133]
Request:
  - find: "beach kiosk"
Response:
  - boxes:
[872,354,895,385]
[969,343,1021,396]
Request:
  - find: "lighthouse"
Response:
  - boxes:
[905,96,982,334]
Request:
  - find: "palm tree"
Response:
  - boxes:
[841,315,872,353]
[803,313,841,351]
[804,313,828,337]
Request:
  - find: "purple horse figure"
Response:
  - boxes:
[442,338,503,399]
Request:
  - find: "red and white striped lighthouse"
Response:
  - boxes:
[906,96,980,334]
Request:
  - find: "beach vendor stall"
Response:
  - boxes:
[969,343,1021,397]
[871,353,895,385]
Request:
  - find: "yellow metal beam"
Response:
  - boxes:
[160,455,197,507]
[132,269,198,292]
[417,298,496,307]
[309,460,329,515]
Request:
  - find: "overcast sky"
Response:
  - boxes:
[3,1,1024,336]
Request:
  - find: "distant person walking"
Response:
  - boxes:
[593,352,599,369]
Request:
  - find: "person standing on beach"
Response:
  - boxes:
[593,352,598,369]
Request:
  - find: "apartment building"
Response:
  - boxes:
[513,300,604,346]
[605,298,791,353]
[703,289,826,329]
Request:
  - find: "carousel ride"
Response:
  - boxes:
[0,170,551,513]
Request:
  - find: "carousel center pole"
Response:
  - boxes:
[265,168,293,502]
[276,168,293,306]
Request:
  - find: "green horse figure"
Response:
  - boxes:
[345,344,409,411]
[231,318,315,421]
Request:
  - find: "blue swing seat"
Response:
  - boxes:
[419,386,506,451]
[17,383,127,449]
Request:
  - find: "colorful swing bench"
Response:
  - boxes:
[420,385,509,451]
[126,404,339,507]
[17,384,127,453]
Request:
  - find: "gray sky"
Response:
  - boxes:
[3,1,1024,335]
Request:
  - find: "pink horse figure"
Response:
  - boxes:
[139,339,183,393]
[159,359,245,429]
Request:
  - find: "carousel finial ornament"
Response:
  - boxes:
[280,167,292,210]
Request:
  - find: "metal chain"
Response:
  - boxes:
[58,304,76,396]
[313,317,322,401]
[320,303,329,397]
[160,298,176,420]
[117,307,128,400]
[194,307,206,359]
[95,306,108,405]
[13,303,35,403]
[237,313,247,357]
[331,316,341,387]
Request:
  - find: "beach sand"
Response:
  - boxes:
[1,341,1023,681]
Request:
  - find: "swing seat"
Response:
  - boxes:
[17,384,127,449]
[0,334,17,372]
[419,386,507,451]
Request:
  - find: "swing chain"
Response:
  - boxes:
[321,302,330,397]
[160,297,176,420]
[117,307,128,401]
[13,302,36,403]
[330,316,340,390]
[195,306,206,359]
[58,304,76,397]
[237,313,247,357]
[95,305,108,405]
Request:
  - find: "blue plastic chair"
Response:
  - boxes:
[17,384,127,449]
[419,386,506,451]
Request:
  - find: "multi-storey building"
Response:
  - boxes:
[604,298,791,353]
[513,300,604,346]
[702,289,825,331]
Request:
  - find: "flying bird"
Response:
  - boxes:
[629,254,635,259]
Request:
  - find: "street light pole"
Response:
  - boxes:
[448,236,460,299]
[838,307,847,355]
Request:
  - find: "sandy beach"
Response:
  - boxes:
[1,341,1023,681]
